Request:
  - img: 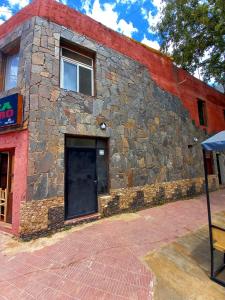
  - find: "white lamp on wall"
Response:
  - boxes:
[100,122,107,130]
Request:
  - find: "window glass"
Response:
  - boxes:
[66,137,95,148]
[61,47,93,96]
[5,53,19,91]
[63,61,77,92]
[79,66,92,96]
[62,48,92,66]
[197,99,207,126]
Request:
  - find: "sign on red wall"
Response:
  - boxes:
[0,94,23,128]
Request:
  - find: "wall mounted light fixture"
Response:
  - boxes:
[193,137,199,143]
[100,122,107,130]
[188,137,199,148]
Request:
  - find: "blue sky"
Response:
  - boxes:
[0,0,163,50]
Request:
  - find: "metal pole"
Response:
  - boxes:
[203,149,214,277]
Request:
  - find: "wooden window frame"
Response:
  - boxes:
[60,39,96,97]
[60,48,94,96]
[0,38,20,92]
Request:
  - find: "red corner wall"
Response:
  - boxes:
[0,130,28,235]
[0,0,224,133]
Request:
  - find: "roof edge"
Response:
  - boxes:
[0,0,224,101]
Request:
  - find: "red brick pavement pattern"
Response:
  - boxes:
[0,190,225,299]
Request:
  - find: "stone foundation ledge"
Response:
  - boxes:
[99,175,218,216]
[18,175,218,239]
[19,196,64,238]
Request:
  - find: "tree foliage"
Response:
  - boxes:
[155,0,225,91]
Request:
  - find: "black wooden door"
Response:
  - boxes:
[66,148,97,219]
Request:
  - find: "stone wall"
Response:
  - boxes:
[20,197,64,238]
[0,16,222,238]
[100,175,218,216]
[19,175,218,238]
[27,17,209,201]
[18,16,217,237]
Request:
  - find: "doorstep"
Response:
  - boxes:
[0,221,12,235]
[64,212,101,227]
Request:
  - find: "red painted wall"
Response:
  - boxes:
[0,130,28,235]
[0,0,224,133]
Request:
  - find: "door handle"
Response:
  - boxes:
[94,180,98,184]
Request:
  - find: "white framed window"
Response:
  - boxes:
[4,53,19,91]
[60,47,94,96]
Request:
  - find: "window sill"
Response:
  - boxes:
[59,87,96,99]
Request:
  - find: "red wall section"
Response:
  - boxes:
[0,130,28,235]
[0,0,224,133]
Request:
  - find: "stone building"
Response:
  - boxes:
[0,0,224,238]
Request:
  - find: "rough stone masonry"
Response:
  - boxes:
[0,16,219,238]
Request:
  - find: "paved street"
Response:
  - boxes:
[1,190,225,299]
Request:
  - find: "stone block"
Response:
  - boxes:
[32,53,45,65]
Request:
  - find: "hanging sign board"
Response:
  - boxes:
[0,93,23,128]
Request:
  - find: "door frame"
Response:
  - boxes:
[65,146,98,220]
[64,135,109,220]
[0,149,14,224]
[216,153,222,185]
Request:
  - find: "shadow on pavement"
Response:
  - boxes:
[145,212,225,300]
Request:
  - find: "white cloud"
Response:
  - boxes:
[141,35,160,50]
[56,0,68,5]
[0,0,30,24]
[146,0,164,34]
[81,0,92,13]
[84,0,138,37]
[152,0,163,9]
[193,50,211,81]
[141,7,148,20]
[7,0,29,9]
[117,19,138,37]
[116,0,138,4]
[0,6,12,24]
[194,68,203,80]
[87,0,119,31]
[0,0,67,25]
[146,11,161,34]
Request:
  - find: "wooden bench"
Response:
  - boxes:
[212,226,225,252]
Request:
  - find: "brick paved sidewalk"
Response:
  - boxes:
[0,190,225,299]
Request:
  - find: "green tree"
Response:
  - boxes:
[155,0,225,92]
